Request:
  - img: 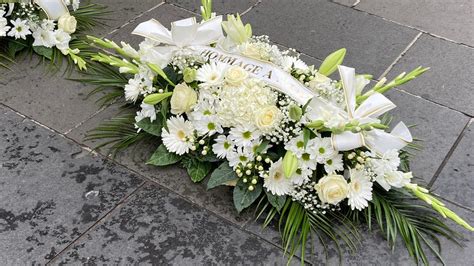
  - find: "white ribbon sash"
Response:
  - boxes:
[132,17,316,105]
[331,65,413,154]
[192,46,316,105]
[34,0,69,20]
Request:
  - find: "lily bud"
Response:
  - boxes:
[288,105,302,121]
[282,151,298,178]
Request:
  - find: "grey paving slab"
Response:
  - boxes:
[331,0,358,7]
[51,182,297,265]
[0,105,143,264]
[0,58,105,134]
[167,0,259,15]
[356,0,474,46]
[67,104,253,226]
[242,0,419,77]
[432,120,473,208]
[107,3,196,48]
[387,34,474,116]
[91,0,165,37]
[385,90,470,184]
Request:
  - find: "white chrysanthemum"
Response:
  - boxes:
[212,134,235,159]
[124,78,141,102]
[313,137,336,163]
[348,169,373,211]
[8,18,31,40]
[285,135,306,157]
[229,124,260,148]
[281,55,308,72]
[193,115,223,136]
[227,146,254,168]
[324,153,344,174]
[264,159,294,196]
[161,116,195,155]
[291,167,312,186]
[196,62,226,87]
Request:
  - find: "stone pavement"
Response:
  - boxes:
[0,0,472,264]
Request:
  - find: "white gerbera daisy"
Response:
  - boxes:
[212,134,235,159]
[324,153,344,174]
[263,159,294,196]
[229,124,260,148]
[347,169,373,211]
[162,116,195,155]
[8,18,31,40]
[196,62,226,87]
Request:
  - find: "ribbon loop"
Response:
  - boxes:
[34,0,69,20]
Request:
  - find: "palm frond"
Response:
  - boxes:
[85,112,150,157]
[365,186,463,265]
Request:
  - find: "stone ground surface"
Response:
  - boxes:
[0,0,473,265]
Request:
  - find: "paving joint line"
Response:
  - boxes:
[431,192,474,213]
[46,182,148,265]
[0,102,306,262]
[378,32,422,80]
[165,1,201,16]
[427,119,472,188]
[241,0,262,16]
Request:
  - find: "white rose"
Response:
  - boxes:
[241,43,262,59]
[170,83,197,115]
[225,66,248,86]
[315,174,349,205]
[384,171,412,188]
[254,105,282,132]
[309,73,331,88]
[58,13,77,34]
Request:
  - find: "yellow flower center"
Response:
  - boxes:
[177,130,186,140]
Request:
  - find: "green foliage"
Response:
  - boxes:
[207,162,239,189]
[365,186,463,265]
[265,190,286,212]
[136,117,163,137]
[33,46,53,60]
[182,157,213,183]
[147,144,181,166]
[85,113,148,157]
[233,179,262,213]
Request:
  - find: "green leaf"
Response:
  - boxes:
[33,46,53,60]
[265,190,286,212]
[207,162,239,189]
[143,92,173,105]
[254,140,269,154]
[146,144,181,166]
[233,179,262,213]
[319,48,346,76]
[136,117,163,137]
[147,63,176,86]
[182,158,212,183]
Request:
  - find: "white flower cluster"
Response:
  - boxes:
[0,2,79,55]
[119,14,415,215]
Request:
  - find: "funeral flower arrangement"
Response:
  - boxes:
[0,0,105,70]
[80,1,472,264]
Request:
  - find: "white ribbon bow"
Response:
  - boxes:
[34,0,69,20]
[330,65,413,154]
[132,16,224,48]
